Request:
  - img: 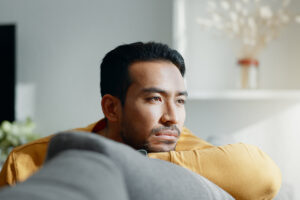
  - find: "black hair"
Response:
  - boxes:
[100,42,185,105]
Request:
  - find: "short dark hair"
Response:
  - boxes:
[100,42,185,105]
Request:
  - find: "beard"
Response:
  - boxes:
[120,122,180,153]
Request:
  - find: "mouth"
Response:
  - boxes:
[154,131,179,141]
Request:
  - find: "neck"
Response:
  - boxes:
[99,122,124,143]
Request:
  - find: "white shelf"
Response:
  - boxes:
[188,90,300,100]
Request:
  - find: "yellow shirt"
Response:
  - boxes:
[0,120,281,200]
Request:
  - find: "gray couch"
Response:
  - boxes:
[0,132,234,200]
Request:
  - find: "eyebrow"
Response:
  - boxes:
[141,87,188,97]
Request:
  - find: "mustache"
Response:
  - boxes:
[151,125,181,136]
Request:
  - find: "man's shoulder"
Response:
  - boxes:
[10,134,55,174]
[0,122,100,187]
[12,134,54,154]
[0,134,56,185]
[12,120,101,156]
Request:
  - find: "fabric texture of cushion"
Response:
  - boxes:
[0,150,128,200]
[47,131,234,200]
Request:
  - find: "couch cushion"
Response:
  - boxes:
[0,150,128,200]
[47,132,234,200]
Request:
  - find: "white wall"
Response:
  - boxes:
[0,0,173,135]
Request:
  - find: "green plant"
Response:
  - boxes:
[0,118,40,163]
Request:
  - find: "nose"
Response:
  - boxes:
[161,101,179,125]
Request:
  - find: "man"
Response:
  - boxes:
[0,42,281,199]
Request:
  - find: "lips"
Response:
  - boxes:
[154,131,179,141]
[155,131,178,137]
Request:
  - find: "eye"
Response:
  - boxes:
[147,96,162,103]
[176,98,186,105]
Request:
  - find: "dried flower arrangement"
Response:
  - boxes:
[196,0,300,59]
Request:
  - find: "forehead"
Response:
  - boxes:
[128,61,186,94]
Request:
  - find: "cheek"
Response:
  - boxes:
[123,102,162,132]
[176,106,186,131]
[180,107,186,124]
[131,103,161,126]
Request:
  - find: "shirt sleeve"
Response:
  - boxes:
[0,136,51,188]
[0,152,16,187]
[148,143,281,200]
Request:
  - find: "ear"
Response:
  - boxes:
[101,94,122,122]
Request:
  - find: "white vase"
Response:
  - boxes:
[237,58,259,89]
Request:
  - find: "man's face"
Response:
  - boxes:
[119,60,187,152]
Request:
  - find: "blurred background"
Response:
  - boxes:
[0,0,300,199]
